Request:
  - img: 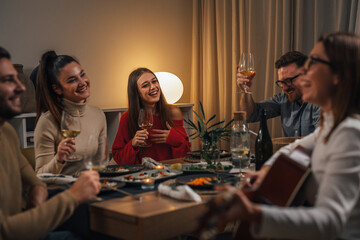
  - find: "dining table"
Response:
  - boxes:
[48,158,243,240]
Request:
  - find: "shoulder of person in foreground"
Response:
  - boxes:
[168,105,183,120]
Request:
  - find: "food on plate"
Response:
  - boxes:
[120,170,179,182]
[134,172,149,180]
[170,163,182,170]
[183,163,233,172]
[102,166,130,173]
[186,176,216,186]
[101,180,117,188]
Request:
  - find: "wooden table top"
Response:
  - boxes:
[89,191,209,240]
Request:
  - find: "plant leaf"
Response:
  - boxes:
[184,119,199,131]
[208,120,225,129]
[223,119,234,129]
[206,114,216,125]
[199,101,206,121]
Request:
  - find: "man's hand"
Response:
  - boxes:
[69,171,101,204]
[236,70,256,91]
[27,185,48,209]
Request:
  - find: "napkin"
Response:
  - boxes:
[37,173,77,185]
[158,183,202,202]
[141,157,168,169]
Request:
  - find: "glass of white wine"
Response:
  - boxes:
[239,52,255,93]
[83,135,108,171]
[61,110,81,161]
[138,108,153,147]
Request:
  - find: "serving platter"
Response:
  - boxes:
[181,164,233,174]
[175,173,238,189]
[99,165,145,177]
[186,150,232,159]
[113,169,183,185]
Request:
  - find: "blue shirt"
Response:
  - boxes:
[247,92,320,137]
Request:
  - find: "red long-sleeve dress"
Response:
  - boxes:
[112,111,191,164]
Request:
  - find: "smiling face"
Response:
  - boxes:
[300,42,338,112]
[136,72,161,106]
[0,58,25,120]
[277,63,304,103]
[52,61,90,103]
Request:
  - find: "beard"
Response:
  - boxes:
[285,87,302,103]
[0,100,22,119]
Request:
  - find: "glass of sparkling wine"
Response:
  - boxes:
[61,110,81,161]
[138,108,153,147]
[239,52,255,93]
[84,135,108,171]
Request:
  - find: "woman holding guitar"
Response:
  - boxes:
[203,32,360,240]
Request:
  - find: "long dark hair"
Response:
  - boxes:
[318,32,360,142]
[127,68,173,138]
[35,50,79,128]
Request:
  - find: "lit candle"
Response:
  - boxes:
[154,165,164,169]
[141,177,155,190]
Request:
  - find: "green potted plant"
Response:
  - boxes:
[184,102,234,167]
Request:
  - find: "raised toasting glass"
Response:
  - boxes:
[61,110,81,161]
[138,108,153,147]
[239,52,255,93]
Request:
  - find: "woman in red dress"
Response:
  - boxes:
[112,68,191,164]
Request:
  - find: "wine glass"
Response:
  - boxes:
[61,110,81,161]
[138,108,153,147]
[83,135,108,171]
[238,52,255,93]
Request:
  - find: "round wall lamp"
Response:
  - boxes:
[154,72,183,104]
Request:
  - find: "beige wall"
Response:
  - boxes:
[0,0,193,108]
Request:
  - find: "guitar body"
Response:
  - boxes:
[235,147,311,239]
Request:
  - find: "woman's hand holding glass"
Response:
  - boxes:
[56,138,76,164]
[237,53,256,93]
[60,110,81,161]
[137,108,153,147]
[131,130,149,148]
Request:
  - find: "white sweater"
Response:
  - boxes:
[253,112,360,240]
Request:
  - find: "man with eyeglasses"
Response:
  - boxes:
[237,51,320,137]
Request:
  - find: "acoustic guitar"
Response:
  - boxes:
[235,146,311,239]
[197,146,311,240]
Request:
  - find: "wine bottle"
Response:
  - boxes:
[255,108,273,170]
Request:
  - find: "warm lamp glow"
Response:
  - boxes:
[154,165,164,169]
[154,72,183,104]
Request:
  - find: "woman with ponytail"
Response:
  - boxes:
[34,51,107,174]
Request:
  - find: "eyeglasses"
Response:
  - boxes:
[304,56,334,71]
[275,74,301,88]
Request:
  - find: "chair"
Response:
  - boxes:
[21,147,35,170]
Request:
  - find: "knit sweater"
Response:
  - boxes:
[254,112,360,240]
[112,111,191,164]
[0,122,78,240]
[34,99,107,174]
